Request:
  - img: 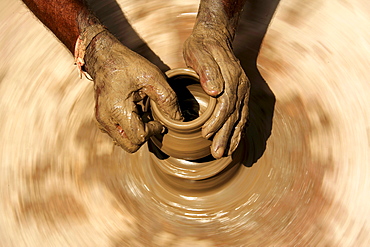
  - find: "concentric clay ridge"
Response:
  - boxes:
[150,68,215,160]
[148,68,245,181]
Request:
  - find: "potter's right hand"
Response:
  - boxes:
[84,31,182,153]
[183,28,250,159]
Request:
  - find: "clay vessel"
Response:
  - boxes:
[150,68,216,161]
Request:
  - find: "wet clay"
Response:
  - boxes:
[149,68,216,161]
[100,96,335,246]
[2,0,370,246]
[82,24,182,153]
[183,0,250,158]
[149,68,247,180]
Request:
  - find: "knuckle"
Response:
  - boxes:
[122,143,140,153]
[111,105,125,120]
[95,108,106,126]
[95,97,112,124]
[135,129,147,144]
[161,89,177,106]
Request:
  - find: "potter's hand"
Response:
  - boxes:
[84,31,182,152]
[184,27,250,159]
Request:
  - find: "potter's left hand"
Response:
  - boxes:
[183,27,250,159]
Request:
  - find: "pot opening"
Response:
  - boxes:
[168,75,204,122]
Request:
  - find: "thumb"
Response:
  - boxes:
[183,41,224,96]
[144,121,165,137]
[141,71,183,121]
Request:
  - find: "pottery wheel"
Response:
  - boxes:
[0,0,369,246]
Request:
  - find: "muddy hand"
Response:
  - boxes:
[184,28,250,159]
[84,31,182,153]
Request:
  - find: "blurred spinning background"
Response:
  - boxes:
[0,0,369,246]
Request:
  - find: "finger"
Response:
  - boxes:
[228,75,250,155]
[145,121,165,137]
[228,102,248,155]
[202,93,231,139]
[105,114,164,153]
[202,62,239,138]
[210,112,239,159]
[110,100,148,146]
[139,68,182,121]
[95,104,141,153]
[208,71,248,158]
[183,40,224,96]
[114,124,141,153]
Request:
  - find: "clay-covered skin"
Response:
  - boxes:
[21,0,182,153]
[3,0,370,245]
[83,30,182,152]
[184,0,250,159]
[22,0,249,157]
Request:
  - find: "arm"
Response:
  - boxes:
[22,0,88,53]
[184,0,250,158]
[196,0,247,46]
[22,0,182,153]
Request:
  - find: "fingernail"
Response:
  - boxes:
[205,132,214,139]
[201,77,222,96]
[207,88,220,97]
[214,146,225,159]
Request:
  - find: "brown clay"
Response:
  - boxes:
[181,0,251,159]
[148,68,248,180]
[149,68,216,160]
[1,0,370,246]
[83,29,182,153]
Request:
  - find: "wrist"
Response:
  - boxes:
[193,2,237,40]
[80,30,108,79]
[74,11,107,79]
[192,21,234,44]
[77,9,101,33]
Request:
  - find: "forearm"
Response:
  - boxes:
[194,0,247,39]
[22,0,100,53]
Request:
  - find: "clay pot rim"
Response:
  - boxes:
[151,68,216,130]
